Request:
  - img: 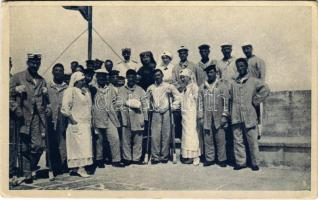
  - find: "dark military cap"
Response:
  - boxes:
[198,44,210,50]
[139,51,152,57]
[204,64,217,73]
[122,48,131,53]
[86,60,95,65]
[95,59,103,65]
[109,70,120,76]
[126,69,137,76]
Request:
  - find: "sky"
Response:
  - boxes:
[8,4,313,91]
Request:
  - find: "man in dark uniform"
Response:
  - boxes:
[10,54,52,183]
[47,64,68,175]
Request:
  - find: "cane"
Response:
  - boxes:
[168,94,177,164]
[143,111,152,164]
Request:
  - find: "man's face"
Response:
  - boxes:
[96,74,107,86]
[27,59,41,74]
[71,61,78,72]
[126,74,136,87]
[207,69,217,82]
[117,79,125,87]
[87,63,95,71]
[52,66,65,81]
[199,49,210,59]
[154,71,163,84]
[122,51,131,61]
[85,73,94,84]
[242,46,253,57]
[236,61,248,76]
[161,56,171,65]
[105,61,113,71]
[221,47,232,57]
[178,50,188,62]
[180,75,190,85]
[136,74,141,84]
[110,74,118,85]
[141,54,151,65]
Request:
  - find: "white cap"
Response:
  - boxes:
[160,51,173,60]
[242,42,252,48]
[179,68,192,77]
[177,46,189,52]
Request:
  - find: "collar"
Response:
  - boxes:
[204,78,219,90]
[200,59,210,65]
[179,60,189,68]
[25,69,41,83]
[50,81,67,90]
[235,73,250,84]
[125,85,136,91]
[222,56,234,62]
[246,55,255,60]
[160,63,171,70]
[154,81,164,87]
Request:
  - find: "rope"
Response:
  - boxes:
[43,28,88,75]
[93,27,123,61]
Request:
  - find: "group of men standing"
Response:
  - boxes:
[9,42,269,186]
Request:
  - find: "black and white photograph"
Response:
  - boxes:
[1,1,317,198]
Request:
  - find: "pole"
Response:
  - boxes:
[88,7,93,60]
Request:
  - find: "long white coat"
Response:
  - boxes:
[180,82,201,158]
[61,87,93,168]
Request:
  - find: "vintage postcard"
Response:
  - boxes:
[1,1,317,198]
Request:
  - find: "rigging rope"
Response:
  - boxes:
[93,27,123,61]
[43,28,88,75]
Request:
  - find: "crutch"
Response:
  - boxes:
[143,111,152,164]
[168,94,177,164]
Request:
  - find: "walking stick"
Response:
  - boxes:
[168,94,177,164]
[143,111,152,164]
[15,87,25,177]
[41,93,54,180]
